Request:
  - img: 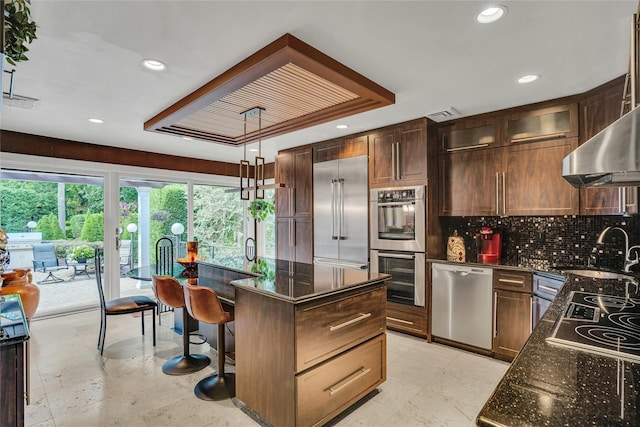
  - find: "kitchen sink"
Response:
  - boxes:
[558,267,639,282]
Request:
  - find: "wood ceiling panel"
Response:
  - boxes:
[144,34,395,146]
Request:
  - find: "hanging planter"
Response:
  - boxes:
[248,199,274,222]
[4,0,38,66]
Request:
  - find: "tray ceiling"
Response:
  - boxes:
[144,33,395,146]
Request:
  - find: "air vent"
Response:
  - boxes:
[427,107,461,122]
[3,93,39,110]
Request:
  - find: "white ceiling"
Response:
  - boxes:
[1,1,637,165]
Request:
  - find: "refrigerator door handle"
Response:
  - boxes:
[331,179,338,240]
[338,178,345,240]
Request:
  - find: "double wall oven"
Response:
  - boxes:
[370,186,426,307]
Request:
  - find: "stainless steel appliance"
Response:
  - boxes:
[6,232,42,269]
[370,249,425,307]
[431,262,493,350]
[313,155,368,270]
[548,291,640,363]
[370,186,425,252]
[532,271,563,328]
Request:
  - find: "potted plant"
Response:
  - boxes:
[248,199,274,222]
[4,0,38,66]
[67,245,94,263]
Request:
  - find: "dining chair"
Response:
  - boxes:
[155,237,175,324]
[95,249,157,355]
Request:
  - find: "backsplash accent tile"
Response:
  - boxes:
[440,216,640,271]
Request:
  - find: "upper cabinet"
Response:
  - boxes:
[275,147,312,218]
[369,119,428,188]
[439,104,580,216]
[579,77,637,215]
[313,135,368,163]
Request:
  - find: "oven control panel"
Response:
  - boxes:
[377,189,416,203]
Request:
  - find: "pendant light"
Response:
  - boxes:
[239,107,265,200]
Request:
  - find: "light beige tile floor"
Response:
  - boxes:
[25,311,508,426]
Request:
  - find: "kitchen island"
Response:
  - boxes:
[218,258,389,427]
[477,272,640,426]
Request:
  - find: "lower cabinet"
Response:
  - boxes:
[386,302,427,338]
[235,283,386,427]
[492,269,533,361]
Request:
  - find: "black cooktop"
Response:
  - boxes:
[548,291,640,363]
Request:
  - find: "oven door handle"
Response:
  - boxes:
[376,252,415,260]
[376,201,416,207]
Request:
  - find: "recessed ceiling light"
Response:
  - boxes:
[141,59,167,71]
[477,6,507,23]
[249,148,259,152]
[336,124,349,129]
[88,118,104,124]
[182,136,193,141]
[518,74,540,84]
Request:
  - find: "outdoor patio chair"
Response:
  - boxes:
[32,243,68,284]
[119,239,132,276]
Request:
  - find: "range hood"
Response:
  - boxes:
[562,106,640,188]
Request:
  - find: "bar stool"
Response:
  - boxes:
[183,282,235,400]
[152,276,210,375]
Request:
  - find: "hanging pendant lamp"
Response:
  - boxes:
[239,107,265,200]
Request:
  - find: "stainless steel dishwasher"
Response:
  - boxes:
[431,263,493,350]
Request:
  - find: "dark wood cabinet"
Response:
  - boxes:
[235,282,386,427]
[579,77,638,215]
[275,147,313,218]
[276,217,312,264]
[0,342,25,427]
[439,105,579,216]
[275,146,313,263]
[369,119,428,188]
[313,135,368,163]
[386,301,427,338]
[440,147,502,216]
[492,269,532,361]
[503,137,579,216]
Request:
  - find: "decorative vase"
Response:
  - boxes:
[446,230,466,263]
[1,268,40,319]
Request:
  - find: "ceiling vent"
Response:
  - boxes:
[144,33,395,146]
[427,107,461,122]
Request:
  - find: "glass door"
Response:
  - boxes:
[0,170,104,317]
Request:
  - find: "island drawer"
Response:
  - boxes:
[295,286,386,372]
[493,269,532,293]
[296,334,386,427]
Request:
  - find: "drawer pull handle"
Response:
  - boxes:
[386,316,414,325]
[328,367,371,396]
[538,284,558,294]
[329,313,372,332]
[498,278,525,285]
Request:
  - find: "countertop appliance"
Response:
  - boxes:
[431,262,493,350]
[370,186,425,253]
[313,155,368,270]
[548,290,640,363]
[475,227,501,264]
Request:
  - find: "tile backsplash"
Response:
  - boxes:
[440,216,640,271]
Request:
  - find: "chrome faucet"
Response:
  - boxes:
[596,226,637,272]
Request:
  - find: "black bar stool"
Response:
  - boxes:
[152,276,210,375]
[183,282,235,400]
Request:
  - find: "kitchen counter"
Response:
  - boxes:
[477,272,640,426]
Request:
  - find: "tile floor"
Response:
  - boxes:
[25,311,509,426]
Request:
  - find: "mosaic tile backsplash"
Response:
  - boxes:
[440,216,640,271]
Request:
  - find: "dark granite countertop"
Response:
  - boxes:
[221,257,390,303]
[477,272,640,426]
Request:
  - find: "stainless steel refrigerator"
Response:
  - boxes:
[313,155,369,270]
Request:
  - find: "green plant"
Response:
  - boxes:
[4,0,38,66]
[67,245,94,261]
[248,199,274,222]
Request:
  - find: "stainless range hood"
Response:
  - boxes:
[562,106,640,188]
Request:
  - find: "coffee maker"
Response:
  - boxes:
[475,227,501,264]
